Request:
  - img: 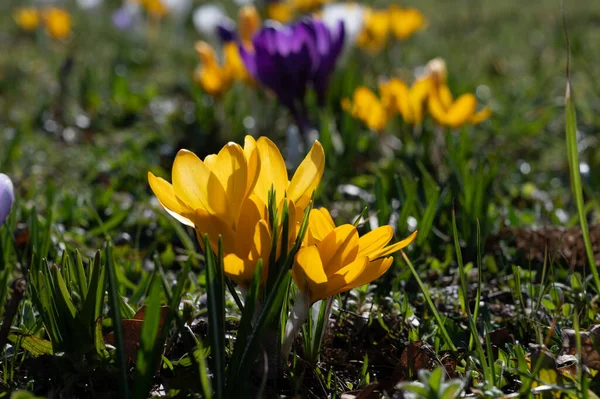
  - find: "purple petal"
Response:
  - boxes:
[0,174,14,225]
[216,22,238,43]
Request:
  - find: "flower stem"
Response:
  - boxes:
[281,291,310,361]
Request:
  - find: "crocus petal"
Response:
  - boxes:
[254,137,288,206]
[243,136,261,197]
[357,225,394,258]
[318,225,360,275]
[249,220,272,266]
[293,246,329,304]
[326,255,369,298]
[471,107,492,125]
[172,149,214,212]
[223,254,255,287]
[287,140,324,209]
[369,230,418,260]
[235,196,267,257]
[343,256,393,291]
[192,208,236,255]
[438,85,454,109]
[210,143,248,225]
[307,208,335,245]
[0,174,15,225]
[446,93,477,128]
[148,172,194,227]
[428,92,449,126]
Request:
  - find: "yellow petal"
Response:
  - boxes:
[446,93,477,128]
[254,137,288,206]
[287,141,325,209]
[370,230,418,259]
[191,208,236,255]
[343,257,394,290]
[235,195,267,257]
[238,5,260,49]
[224,42,250,82]
[471,107,492,125]
[318,225,360,275]
[357,226,394,258]
[148,172,195,227]
[293,246,329,304]
[249,220,271,267]
[223,254,254,288]
[438,85,454,109]
[210,143,248,225]
[327,256,369,297]
[243,136,261,197]
[172,149,213,212]
[307,208,335,245]
[428,92,449,125]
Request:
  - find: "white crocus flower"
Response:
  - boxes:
[321,2,366,48]
[192,4,234,40]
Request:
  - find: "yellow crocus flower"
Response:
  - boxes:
[357,8,390,53]
[238,5,261,50]
[148,136,325,287]
[388,5,426,40]
[43,7,71,40]
[378,77,433,125]
[193,41,233,96]
[292,209,418,304]
[140,0,167,19]
[13,8,40,32]
[266,2,294,23]
[342,87,390,132]
[292,0,330,12]
[428,84,491,128]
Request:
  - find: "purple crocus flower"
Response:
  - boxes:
[215,23,238,43]
[240,18,345,110]
[0,174,14,225]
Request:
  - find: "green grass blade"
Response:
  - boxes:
[452,207,493,388]
[203,234,225,399]
[133,276,164,399]
[106,242,130,399]
[226,260,263,396]
[564,82,600,295]
[158,261,212,398]
[400,251,456,351]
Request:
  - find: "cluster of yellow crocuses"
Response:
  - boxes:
[13,7,72,40]
[193,6,258,96]
[149,136,416,302]
[357,5,426,52]
[343,58,491,131]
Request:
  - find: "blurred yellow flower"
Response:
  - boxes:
[140,0,167,19]
[148,136,325,287]
[266,3,294,23]
[238,5,261,49]
[292,0,330,12]
[224,42,252,83]
[292,210,417,304]
[14,8,40,32]
[193,41,233,96]
[388,5,426,40]
[380,78,430,125]
[43,8,71,40]
[428,85,492,128]
[357,8,390,53]
[342,86,390,131]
